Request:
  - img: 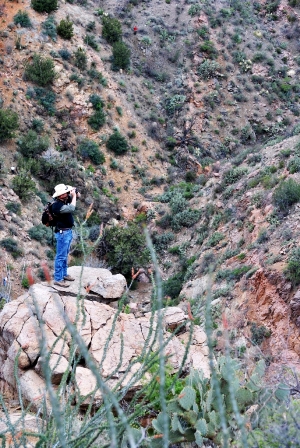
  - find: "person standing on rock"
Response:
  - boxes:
[52,184,81,287]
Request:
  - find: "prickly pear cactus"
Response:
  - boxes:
[149,357,288,447]
[178,386,196,410]
[236,387,253,410]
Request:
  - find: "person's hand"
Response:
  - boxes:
[70,188,77,197]
[76,191,81,199]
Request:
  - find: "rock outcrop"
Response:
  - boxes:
[50,266,127,301]
[0,282,210,410]
[244,268,300,364]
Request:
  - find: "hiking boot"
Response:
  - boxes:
[53,280,70,288]
[64,275,75,281]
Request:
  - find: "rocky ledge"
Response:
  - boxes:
[0,267,210,410]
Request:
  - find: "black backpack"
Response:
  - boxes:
[42,202,57,227]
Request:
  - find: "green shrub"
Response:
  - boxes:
[250,322,271,345]
[266,0,280,13]
[165,95,186,115]
[98,223,150,277]
[58,48,72,60]
[0,109,19,141]
[216,265,252,281]
[84,34,99,50]
[5,202,21,215]
[88,109,106,130]
[36,191,50,205]
[89,225,101,242]
[46,249,55,259]
[57,18,74,39]
[169,192,187,215]
[188,4,201,16]
[197,26,209,38]
[11,170,36,200]
[28,224,52,244]
[31,118,44,133]
[73,47,87,70]
[112,41,131,70]
[232,50,246,64]
[31,0,57,13]
[0,238,23,258]
[14,10,32,27]
[249,400,300,447]
[165,136,177,149]
[199,40,218,59]
[152,231,174,253]
[240,125,256,144]
[21,276,30,289]
[26,87,56,115]
[222,167,248,186]
[106,131,129,155]
[17,130,49,158]
[171,209,201,231]
[197,60,220,80]
[78,139,105,165]
[86,21,95,31]
[272,178,300,213]
[116,106,123,116]
[256,229,269,244]
[285,247,300,284]
[24,54,56,86]
[252,52,266,63]
[89,94,104,110]
[207,232,224,247]
[41,16,57,41]
[288,156,300,173]
[102,15,122,43]
[87,69,107,85]
[163,271,185,299]
[156,213,172,229]
[69,74,84,88]
[37,156,74,185]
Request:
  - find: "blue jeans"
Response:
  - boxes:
[54,230,73,281]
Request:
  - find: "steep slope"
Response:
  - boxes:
[0,0,300,374]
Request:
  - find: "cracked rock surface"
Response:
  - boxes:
[0,280,209,409]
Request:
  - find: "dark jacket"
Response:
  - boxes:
[52,196,75,232]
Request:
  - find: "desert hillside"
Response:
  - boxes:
[1,0,300,445]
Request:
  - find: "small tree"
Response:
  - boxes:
[106,131,129,155]
[102,15,122,43]
[11,170,36,201]
[112,41,131,70]
[31,0,58,13]
[0,109,19,141]
[17,130,49,158]
[98,223,150,277]
[57,18,74,39]
[24,54,56,86]
[73,47,87,71]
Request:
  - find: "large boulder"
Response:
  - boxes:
[0,280,210,410]
[0,413,43,445]
[50,266,127,301]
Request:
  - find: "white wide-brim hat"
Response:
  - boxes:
[52,184,73,198]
